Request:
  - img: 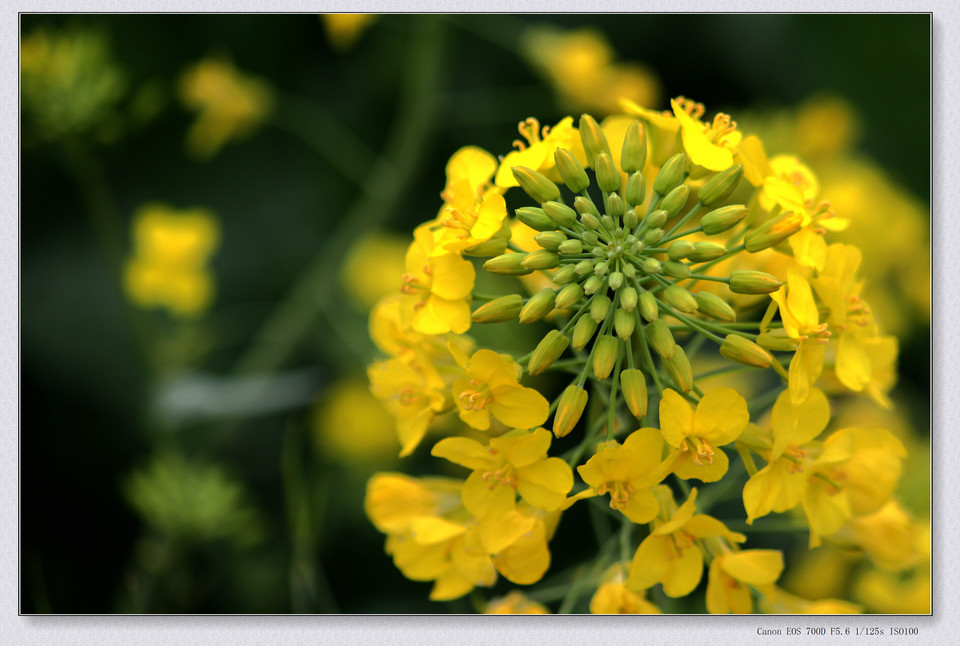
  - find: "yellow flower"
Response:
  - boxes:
[671,97,743,171]
[485,591,549,614]
[369,293,474,362]
[802,427,907,547]
[769,268,829,404]
[495,117,586,188]
[431,147,509,255]
[658,388,749,482]
[313,378,397,464]
[448,346,549,431]
[576,428,670,523]
[759,587,862,614]
[520,26,659,116]
[179,57,273,159]
[341,234,409,310]
[590,564,660,614]
[123,203,219,317]
[400,225,476,335]
[320,13,377,51]
[626,488,745,597]
[367,354,446,457]
[432,428,573,517]
[364,472,463,536]
[845,500,928,572]
[852,567,930,614]
[742,388,831,524]
[705,550,784,614]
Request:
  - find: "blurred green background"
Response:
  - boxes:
[21,13,930,614]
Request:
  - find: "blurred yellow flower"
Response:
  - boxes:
[321,13,377,51]
[21,26,125,141]
[590,564,660,614]
[341,233,409,310]
[179,56,273,159]
[705,549,784,614]
[485,591,549,614]
[123,203,219,317]
[521,26,660,116]
[313,378,398,464]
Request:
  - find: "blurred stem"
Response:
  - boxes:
[232,16,444,377]
[269,92,377,186]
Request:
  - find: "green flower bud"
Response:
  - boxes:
[534,231,566,251]
[528,329,569,375]
[595,152,621,193]
[605,193,625,219]
[667,240,694,260]
[580,212,600,230]
[555,282,584,310]
[623,208,639,229]
[579,113,611,168]
[698,164,743,207]
[643,228,665,245]
[572,313,599,350]
[620,368,648,419]
[689,241,727,263]
[646,319,675,358]
[620,121,647,173]
[744,212,804,253]
[593,335,619,380]
[639,291,659,322]
[642,257,662,274]
[663,284,698,313]
[719,334,774,368]
[701,204,747,235]
[625,172,646,207]
[608,271,624,290]
[521,249,560,270]
[614,308,635,339]
[757,331,799,352]
[645,209,667,229]
[462,237,508,257]
[622,263,637,279]
[663,346,693,392]
[574,259,594,276]
[553,265,577,284]
[600,214,615,231]
[553,385,588,438]
[653,152,687,194]
[554,148,590,193]
[694,292,736,322]
[516,206,555,232]
[574,196,601,218]
[662,261,691,279]
[557,239,583,255]
[584,274,605,295]
[620,286,638,311]
[729,270,783,294]
[660,184,689,219]
[590,294,612,322]
[594,261,609,276]
[471,294,523,323]
[518,289,556,324]
[542,201,577,228]
[513,166,561,204]
[484,253,532,275]
[582,230,599,246]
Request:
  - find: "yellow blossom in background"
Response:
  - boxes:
[123,203,219,317]
[590,563,660,614]
[20,26,125,141]
[341,233,409,310]
[485,591,549,614]
[520,25,660,116]
[321,13,377,51]
[705,549,784,614]
[852,567,930,614]
[179,56,273,159]
[760,587,862,614]
[313,378,397,464]
[780,544,858,602]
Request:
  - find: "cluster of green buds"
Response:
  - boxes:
[474,115,789,438]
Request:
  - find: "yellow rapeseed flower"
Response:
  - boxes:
[590,564,660,614]
[485,591,550,614]
[431,147,509,255]
[705,549,784,614]
[400,225,476,335]
[321,13,377,51]
[495,117,586,188]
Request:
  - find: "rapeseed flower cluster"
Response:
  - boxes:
[364,96,925,613]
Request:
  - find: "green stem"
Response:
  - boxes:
[664,202,703,237]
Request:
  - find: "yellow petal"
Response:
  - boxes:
[620,488,659,524]
[430,253,475,300]
[736,135,771,186]
[431,437,498,471]
[719,549,784,586]
[662,544,704,597]
[742,461,805,523]
[836,332,872,391]
[494,523,550,584]
[445,146,497,193]
[694,388,749,446]
[658,388,694,447]
[771,387,830,459]
[626,535,670,591]
[462,470,515,518]
[490,427,551,467]
[672,446,729,483]
[478,508,536,553]
[672,98,732,170]
[516,458,573,511]
[491,385,550,429]
[408,516,467,544]
[706,560,752,614]
[654,488,699,535]
[685,515,745,542]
